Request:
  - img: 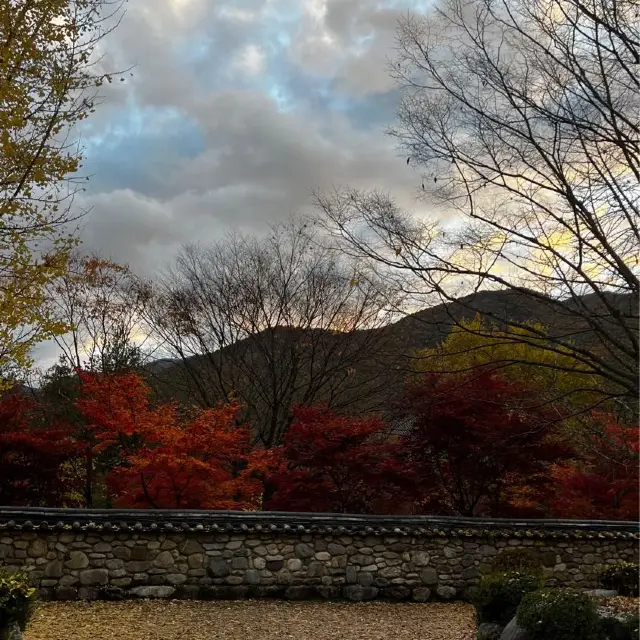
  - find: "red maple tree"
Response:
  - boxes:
[265,405,409,514]
[0,390,81,506]
[548,413,639,520]
[398,372,574,517]
[76,370,270,509]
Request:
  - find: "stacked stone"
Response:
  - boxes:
[0,529,636,602]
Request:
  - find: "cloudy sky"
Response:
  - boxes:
[35,0,436,369]
[72,0,434,275]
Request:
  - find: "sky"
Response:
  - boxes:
[34,0,438,369]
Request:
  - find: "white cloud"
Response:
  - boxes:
[233,44,266,76]
[219,7,259,22]
[288,0,415,97]
[31,0,448,370]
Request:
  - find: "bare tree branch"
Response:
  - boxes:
[317,0,639,408]
[142,217,407,447]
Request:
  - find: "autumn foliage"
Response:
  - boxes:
[397,372,575,517]
[0,391,80,507]
[548,414,639,520]
[0,366,636,520]
[265,405,408,514]
[0,0,128,383]
[75,370,270,509]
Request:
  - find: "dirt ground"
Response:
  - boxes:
[25,600,476,640]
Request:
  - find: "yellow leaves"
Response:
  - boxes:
[413,316,598,410]
[0,0,120,382]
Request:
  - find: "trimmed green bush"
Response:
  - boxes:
[599,562,639,597]
[598,613,639,640]
[491,549,542,576]
[517,588,604,640]
[0,570,37,638]
[473,570,542,626]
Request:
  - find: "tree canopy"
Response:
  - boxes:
[0,0,126,384]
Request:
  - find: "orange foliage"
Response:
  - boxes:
[76,370,270,509]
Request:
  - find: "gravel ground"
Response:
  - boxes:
[598,596,640,614]
[24,600,476,640]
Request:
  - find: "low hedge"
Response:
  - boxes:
[517,588,604,640]
[473,570,542,626]
[0,569,37,639]
[599,562,639,597]
[598,612,640,640]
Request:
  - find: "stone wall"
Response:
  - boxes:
[0,509,637,602]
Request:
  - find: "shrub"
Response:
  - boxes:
[473,570,542,626]
[0,569,37,637]
[598,613,639,640]
[517,589,604,640]
[491,549,543,576]
[599,562,639,597]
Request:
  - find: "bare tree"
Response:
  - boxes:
[46,250,153,373]
[316,0,639,410]
[32,251,153,506]
[143,218,405,447]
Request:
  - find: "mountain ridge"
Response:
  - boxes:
[143,289,637,421]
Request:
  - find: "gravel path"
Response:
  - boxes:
[25,600,476,640]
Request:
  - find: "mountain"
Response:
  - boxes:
[143,289,638,442]
[144,358,179,375]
